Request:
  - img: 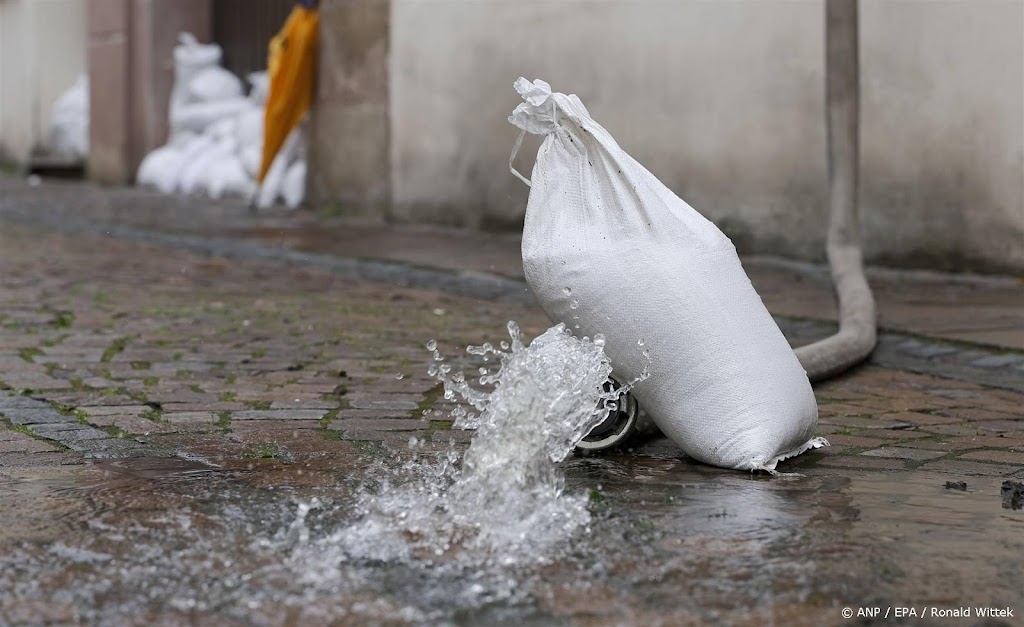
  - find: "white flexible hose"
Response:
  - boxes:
[794,0,877,382]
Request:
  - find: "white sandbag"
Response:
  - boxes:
[508,78,824,472]
[239,144,262,179]
[170,135,215,193]
[235,106,264,151]
[205,115,237,141]
[179,137,236,195]
[256,128,301,210]
[170,98,250,135]
[281,160,307,209]
[47,74,89,159]
[189,66,243,102]
[170,33,222,119]
[136,145,184,192]
[206,155,253,200]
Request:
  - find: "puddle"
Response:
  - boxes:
[1,453,1021,625]
[0,323,1019,624]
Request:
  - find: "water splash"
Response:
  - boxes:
[331,322,635,568]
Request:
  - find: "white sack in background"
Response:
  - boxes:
[256,128,301,210]
[169,33,221,135]
[47,74,89,159]
[137,145,184,193]
[170,98,249,135]
[509,78,825,472]
[171,135,215,192]
[234,106,264,151]
[189,66,244,102]
[281,160,307,209]
[179,137,236,195]
[206,155,253,200]
[239,144,262,179]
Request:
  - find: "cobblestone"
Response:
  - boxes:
[0,176,1021,590]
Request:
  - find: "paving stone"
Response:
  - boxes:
[918,459,1020,476]
[874,411,960,426]
[348,398,421,411]
[329,418,430,432]
[860,447,946,461]
[935,407,1022,422]
[232,410,327,421]
[229,420,322,431]
[972,420,1024,434]
[164,411,220,426]
[824,434,890,448]
[817,416,915,430]
[969,354,1023,368]
[78,405,152,417]
[0,439,61,453]
[817,456,908,471]
[85,415,178,435]
[958,450,1024,464]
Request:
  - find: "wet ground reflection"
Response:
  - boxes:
[1,447,1020,625]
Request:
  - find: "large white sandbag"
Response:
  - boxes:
[235,106,264,151]
[47,74,89,159]
[188,66,243,102]
[169,135,215,193]
[508,78,824,472]
[239,144,262,179]
[205,114,238,141]
[281,160,307,209]
[206,155,253,200]
[137,145,184,192]
[170,33,221,118]
[179,137,236,194]
[170,98,249,136]
[256,128,301,210]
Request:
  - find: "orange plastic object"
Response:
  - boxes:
[258,5,318,183]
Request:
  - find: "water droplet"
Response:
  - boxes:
[426,339,437,351]
[394,373,405,380]
[562,287,572,296]
[432,308,447,316]
[574,324,580,329]
[478,367,488,375]
[593,333,606,347]
[569,299,580,310]
[637,338,645,347]
[427,365,438,377]
[500,341,510,350]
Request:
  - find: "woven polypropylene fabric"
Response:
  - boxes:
[509,78,822,471]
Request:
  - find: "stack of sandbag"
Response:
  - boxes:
[136,33,306,209]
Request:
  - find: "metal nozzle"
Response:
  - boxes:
[576,378,639,452]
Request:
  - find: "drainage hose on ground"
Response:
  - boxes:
[794,0,877,382]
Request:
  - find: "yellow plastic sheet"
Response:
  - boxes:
[258,5,319,183]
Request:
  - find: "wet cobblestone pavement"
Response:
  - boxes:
[0,179,1021,626]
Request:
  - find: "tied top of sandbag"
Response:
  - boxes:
[508,78,592,136]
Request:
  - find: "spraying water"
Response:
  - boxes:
[329,321,647,568]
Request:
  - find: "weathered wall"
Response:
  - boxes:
[309,0,391,216]
[387,0,1023,272]
[0,0,86,165]
[87,0,211,184]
